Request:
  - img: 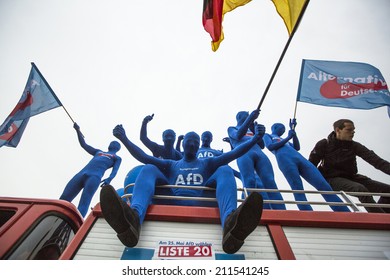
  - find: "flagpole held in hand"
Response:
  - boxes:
[256,0,310,110]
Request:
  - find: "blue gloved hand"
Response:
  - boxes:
[289,118,297,130]
[254,122,266,138]
[73,122,80,131]
[113,124,127,141]
[143,114,154,124]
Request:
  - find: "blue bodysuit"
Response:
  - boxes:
[196,131,223,158]
[140,114,182,160]
[263,121,349,212]
[60,123,122,217]
[228,110,285,210]
[113,124,265,226]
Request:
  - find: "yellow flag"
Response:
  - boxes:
[271,0,307,35]
[223,0,252,13]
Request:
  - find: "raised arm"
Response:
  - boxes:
[229,109,260,141]
[175,135,184,153]
[289,118,300,151]
[140,114,158,152]
[74,123,99,156]
[264,130,296,152]
[212,123,265,167]
[115,124,167,169]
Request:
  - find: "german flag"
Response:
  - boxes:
[202,0,252,52]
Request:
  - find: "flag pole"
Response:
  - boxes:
[293,100,298,119]
[257,0,310,110]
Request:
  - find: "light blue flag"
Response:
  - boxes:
[0,118,30,148]
[0,63,62,148]
[296,59,390,117]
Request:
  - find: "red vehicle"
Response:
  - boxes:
[1,186,390,260]
[0,197,83,260]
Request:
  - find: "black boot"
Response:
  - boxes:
[100,185,141,247]
[222,192,263,254]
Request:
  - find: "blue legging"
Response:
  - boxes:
[276,152,350,212]
[60,173,101,217]
[244,175,286,210]
[237,148,285,210]
[130,164,237,226]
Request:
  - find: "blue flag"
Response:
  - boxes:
[296,59,390,116]
[0,63,62,148]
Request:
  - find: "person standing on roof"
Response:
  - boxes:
[228,109,280,198]
[223,136,286,210]
[264,119,349,212]
[140,114,182,160]
[60,123,122,217]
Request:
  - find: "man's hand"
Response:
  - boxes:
[249,109,260,121]
[113,124,127,141]
[143,114,154,124]
[254,122,265,139]
[289,118,297,130]
[73,122,80,131]
[101,177,112,186]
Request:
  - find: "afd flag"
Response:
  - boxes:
[0,63,62,148]
[296,59,390,116]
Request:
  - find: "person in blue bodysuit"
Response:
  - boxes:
[175,134,184,154]
[176,131,223,158]
[60,123,122,217]
[228,109,285,210]
[263,119,350,212]
[100,123,265,254]
[196,131,223,158]
[223,135,286,210]
[140,114,182,160]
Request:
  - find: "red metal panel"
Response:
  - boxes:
[267,224,295,260]
[60,209,99,260]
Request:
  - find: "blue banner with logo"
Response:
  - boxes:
[296,59,390,117]
[0,63,62,148]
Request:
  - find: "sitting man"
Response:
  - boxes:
[309,119,390,213]
[100,122,265,254]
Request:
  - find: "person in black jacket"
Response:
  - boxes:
[309,119,390,213]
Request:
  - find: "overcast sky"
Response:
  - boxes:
[1,0,389,215]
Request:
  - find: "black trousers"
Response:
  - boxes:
[328,176,390,213]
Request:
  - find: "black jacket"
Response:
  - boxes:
[309,132,390,179]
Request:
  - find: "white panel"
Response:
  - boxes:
[73,218,278,260]
[283,226,390,260]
